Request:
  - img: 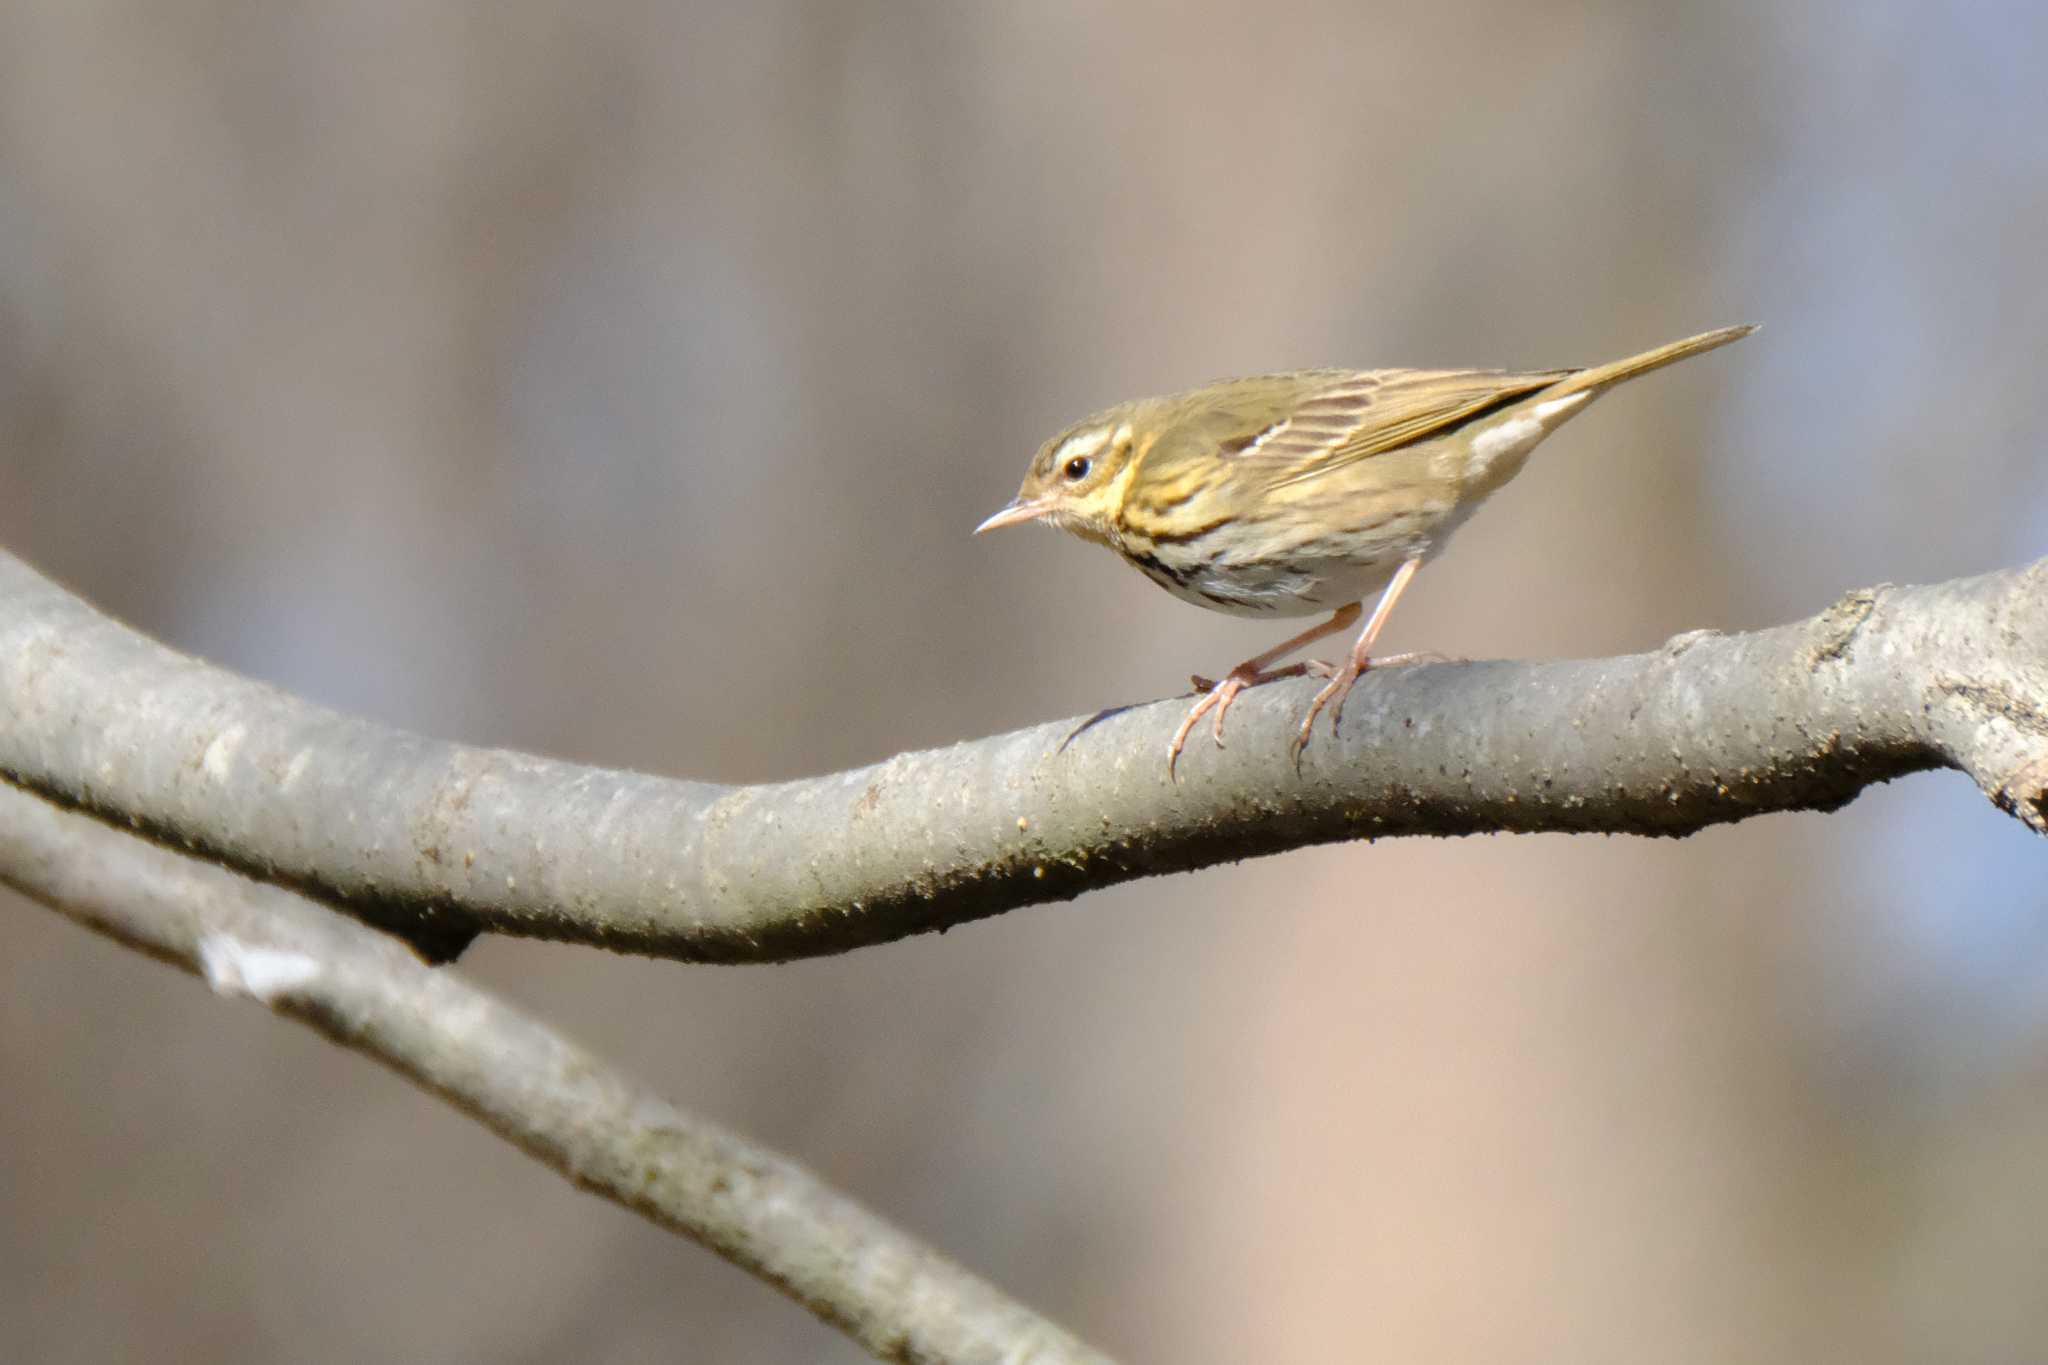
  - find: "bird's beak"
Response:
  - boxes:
[973,497,1054,535]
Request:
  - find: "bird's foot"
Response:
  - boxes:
[1291,651,1455,761]
[1292,659,1369,763]
[1169,661,1309,779]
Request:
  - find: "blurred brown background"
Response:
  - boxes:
[5,4,2048,1362]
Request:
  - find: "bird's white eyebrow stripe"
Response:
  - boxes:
[1052,427,1114,463]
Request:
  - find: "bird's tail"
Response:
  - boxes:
[1541,324,1758,402]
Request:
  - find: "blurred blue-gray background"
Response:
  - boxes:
[5,4,2047,1361]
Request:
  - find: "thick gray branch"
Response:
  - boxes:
[4,548,2045,962]
[0,780,1112,1365]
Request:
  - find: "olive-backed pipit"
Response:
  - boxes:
[977,325,1756,775]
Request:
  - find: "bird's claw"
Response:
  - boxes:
[1167,675,1246,780]
[1171,660,1315,778]
[1286,649,1451,761]
[1171,658,1325,778]
[1290,660,1368,764]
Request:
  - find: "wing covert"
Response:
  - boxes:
[1249,367,1569,489]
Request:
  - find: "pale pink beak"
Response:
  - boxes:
[973,497,1054,534]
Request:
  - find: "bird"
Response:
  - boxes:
[975,324,1756,776]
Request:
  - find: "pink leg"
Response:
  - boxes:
[1167,602,1362,779]
[1292,556,1423,759]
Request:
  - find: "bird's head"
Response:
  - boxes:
[974,412,1138,546]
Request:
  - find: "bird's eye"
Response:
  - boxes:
[1063,456,1091,481]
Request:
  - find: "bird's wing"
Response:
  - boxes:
[1232,367,1570,490]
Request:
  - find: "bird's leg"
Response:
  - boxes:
[1185,603,1362,695]
[1168,602,1361,778]
[1293,555,1424,760]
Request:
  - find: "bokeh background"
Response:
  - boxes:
[5,4,2048,1361]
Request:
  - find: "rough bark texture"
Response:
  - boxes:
[4,549,2045,963]
[0,780,1113,1365]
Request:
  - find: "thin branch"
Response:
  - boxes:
[0,779,1114,1365]
[3,548,2045,963]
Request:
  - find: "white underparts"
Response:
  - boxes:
[1466,390,1592,481]
[1531,392,1593,422]
[1469,416,1541,466]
